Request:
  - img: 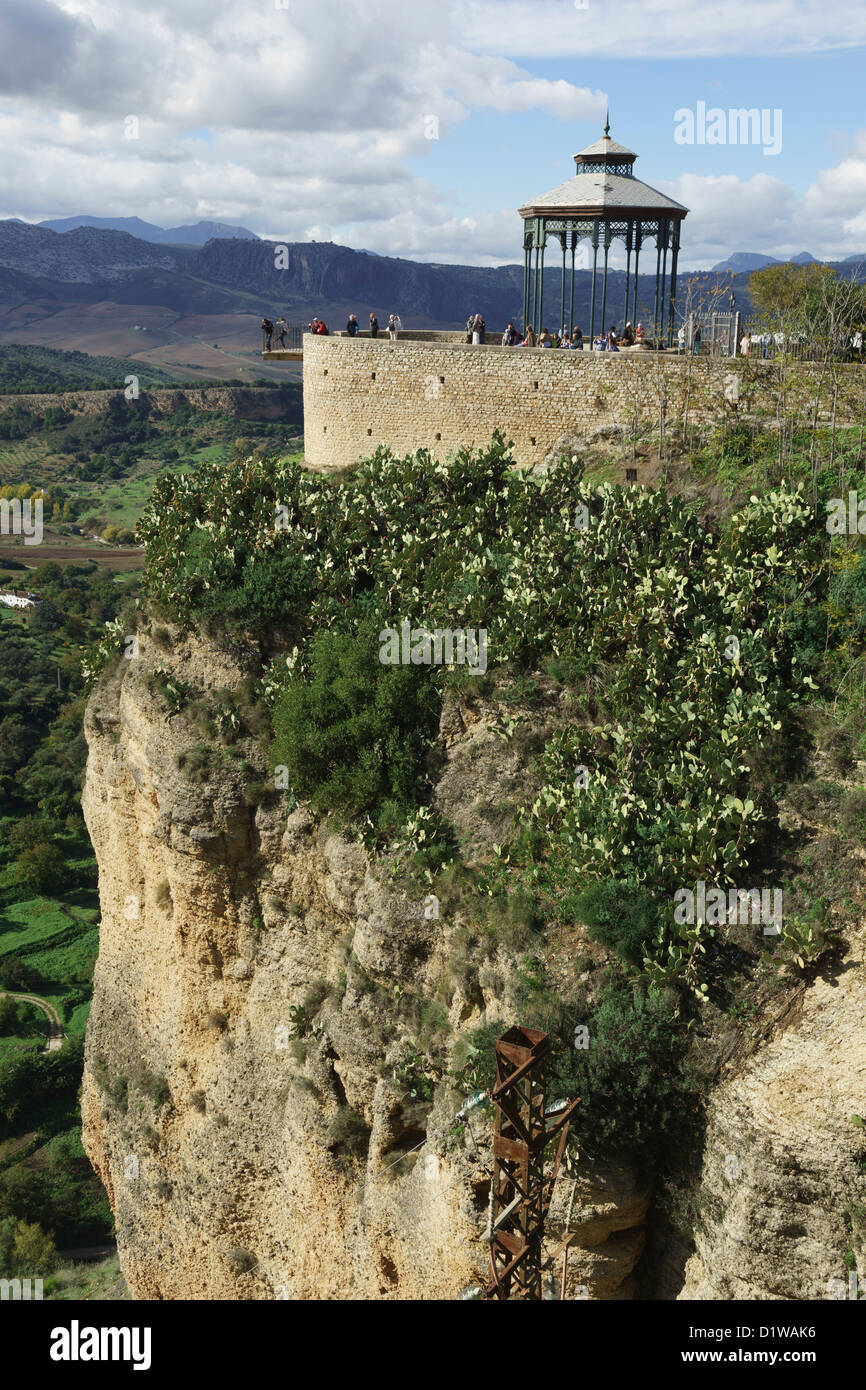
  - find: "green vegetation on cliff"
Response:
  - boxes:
[109,432,866,1172]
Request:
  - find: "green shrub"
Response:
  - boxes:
[575,880,663,966]
[449,1021,505,1095]
[148,667,194,715]
[550,979,701,1168]
[0,1217,58,1277]
[271,620,439,825]
[840,788,866,843]
[327,1105,370,1158]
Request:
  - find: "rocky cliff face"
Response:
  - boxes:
[80,626,865,1300]
[680,931,866,1300]
[79,626,646,1299]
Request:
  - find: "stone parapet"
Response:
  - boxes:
[302,333,865,470]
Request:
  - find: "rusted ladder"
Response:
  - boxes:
[485,1026,580,1300]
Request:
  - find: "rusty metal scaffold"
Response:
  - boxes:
[484,1026,580,1300]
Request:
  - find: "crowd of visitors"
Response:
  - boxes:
[262,309,658,353]
[264,307,865,363]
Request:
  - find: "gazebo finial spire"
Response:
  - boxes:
[603,109,610,138]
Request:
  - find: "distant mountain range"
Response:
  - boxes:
[711,249,866,273]
[34,216,260,245]
[0,220,526,323]
[0,220,864,380]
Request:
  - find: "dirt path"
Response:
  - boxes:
[0,990,65,1051]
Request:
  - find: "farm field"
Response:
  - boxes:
[0,347,303,1279]
[0,372,304,568]
[0,303,301,383]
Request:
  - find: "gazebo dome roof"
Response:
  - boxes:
[518,168,687,219]
[518,122,688,221]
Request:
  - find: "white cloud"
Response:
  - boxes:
[0,1,863,268]
[460,0,866,60]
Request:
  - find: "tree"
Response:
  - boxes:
[29,599,63,633]
[748,261,837,341]
[0,997,23,1036]
[12,1219,58,1275]
[0,957,42,992]
[7,814,62,851]
[14,842,67,896]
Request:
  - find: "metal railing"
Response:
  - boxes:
[262,323,305,352]
[677,310,740,357]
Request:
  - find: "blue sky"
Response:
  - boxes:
[1,1,864,269]
[412,51,863,213]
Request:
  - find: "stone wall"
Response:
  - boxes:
[303,335,866,470]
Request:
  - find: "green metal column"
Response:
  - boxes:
[523,239,531,333]
[599,223,610,340]
[589,223,599,342]
[660,220,669,345]
[537,233,546,335]
[532,239,540,334]
[667,226,680,346]
[631,227,641,327]
[652,226,662,342]
[559,233,566,337]
[569,228,576,333]
[623,224,632,328]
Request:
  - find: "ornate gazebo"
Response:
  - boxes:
[518,118,688,344]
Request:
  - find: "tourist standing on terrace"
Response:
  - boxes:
[471,313,485,343]
[370,313,379,338]
[276,316,288,347]
[262,317,274,350]
[346,314,359,336]
[388,313,402,340]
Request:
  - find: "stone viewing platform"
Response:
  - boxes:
[262,121,862,472]
[262,327,660,362]
[299,331,865,471]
